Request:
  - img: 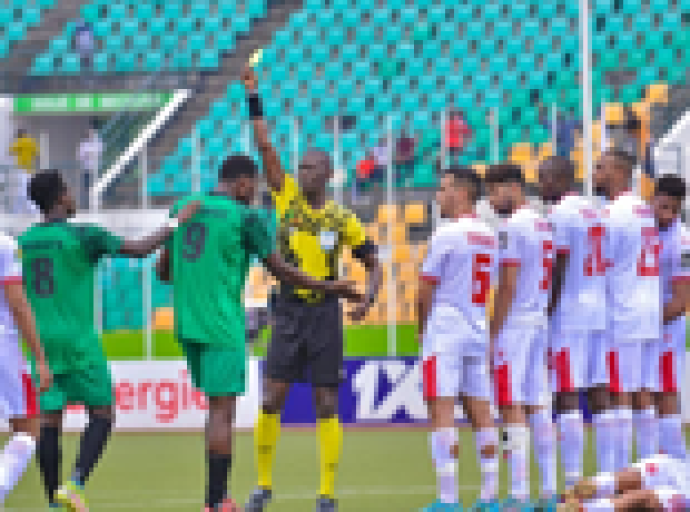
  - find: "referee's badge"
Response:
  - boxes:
[320,230,338,251]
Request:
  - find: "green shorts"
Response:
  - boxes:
[179,339,246,397]
[39,360,113,413]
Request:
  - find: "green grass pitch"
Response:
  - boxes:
[7,429,688,511]
[101,324,421,359]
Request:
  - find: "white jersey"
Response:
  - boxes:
[421,214,497,340]
[549,193,607,331]
[604,192,661,340]
[659,220,690,307]
[0,234,22,341]
[498,205,553,329]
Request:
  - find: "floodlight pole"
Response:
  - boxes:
[581,0,594,197]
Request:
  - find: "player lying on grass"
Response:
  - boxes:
[560,454,688,512]
[417,167,500,512]
[156,154,364,512]
[21,169,200,511]
[0,233,52,506]
[243,65,382,512]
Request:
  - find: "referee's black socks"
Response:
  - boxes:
[206,451,232,508]
[73,413,113,486]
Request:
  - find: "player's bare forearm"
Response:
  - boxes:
[350,250,382,321]
[120,201,200,257]
[156,248,171,283]
[547,253,568,317]
[4,282,46,365]
[243,66,285,192]
[490,266,518,341]
[416,280,435,340]
[263,253,362,301]
[663,280,690,324]
[251,119,285,192]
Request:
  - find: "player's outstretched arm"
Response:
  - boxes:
[547,252,569,317]
[119,201,201,257]
[4,281,51,392]
[349,249,382,321]
[663,279,690,324]
[263,253,364,302]
[242,65,285,193]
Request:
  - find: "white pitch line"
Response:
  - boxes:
[6,485,480,511]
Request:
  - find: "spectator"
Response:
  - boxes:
[355,151,383,192]
[371,137,390,170]
[541,107,580,158]
[444,109,472,164]
[74,19,95,88]
[8,129,39,214]
[77,127,103,210]
[643,135,657,179]
[395,129,416,184]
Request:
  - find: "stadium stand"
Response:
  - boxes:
[0,0,56,60]
[31,0,267,75]
[144,0,690,199]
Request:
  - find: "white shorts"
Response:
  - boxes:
[607,338,659,393]
[494,325,548,407]
[422,307,491,401]
[653,488,687,511]
[0,349,37,420]
[657,321,686,394]
[550,329,608,392]
[633,454,687,498]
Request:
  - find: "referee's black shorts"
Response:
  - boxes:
[265,293,344,387]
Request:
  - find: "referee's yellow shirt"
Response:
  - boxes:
[273,175,366,302]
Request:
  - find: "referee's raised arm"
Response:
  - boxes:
[243,65,285,193]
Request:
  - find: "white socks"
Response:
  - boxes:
[430,428,458,504]
[614,408,633,471]
[474,428,499,502]
[634,407,658,460]
[593,411,616,473]
[0,433,36,504]
[529,410,557,498]
[558,410,584,489]
[584,499,614,512]
[659,414,687,460]
[592,472,616,498]
[504,425,530,500]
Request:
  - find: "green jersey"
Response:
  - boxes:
[169,194,275,346]
[19,221,122,373]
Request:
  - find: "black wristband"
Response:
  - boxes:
[247,93,263,119]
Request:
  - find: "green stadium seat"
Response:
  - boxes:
[535,36,552,55]
[161,33,179,52]
[364,77,382,96]
[412,22,431,43]
[474,73,491,91]
[110,3,127,20]
[199,49,219,70]
[342,44,358,63]
[538,2,557,19]
[133,34,151,52]
[428,5,446,24]
[467,21,483,41]
[490,55,508,73]
[479,39,495,56]
[7,22,26,42]
[286,47,302,64]
[435,57,452,76]
[24,7,41,26]
[484,3,501,21]
[645,31,663,50]
[149,18,166,37]
[419,75,436,95]
[145,51,162,71]
[121,19,139,38]
[353,60,370,79]
[177,17,194,35]
[116,51,136,72]
[327,25,345,46]
[522,19,540,38]
[656,48,674,68]
[32,53,53,75]
[422,40,441,60]
[137,4,154,21]
[438,22,455,42]
[294,97,311,116]
[94,52,109,73]
[61,53,81,74]
[638,66,658,84]
[205,17,221,34]
[407,58,424,77]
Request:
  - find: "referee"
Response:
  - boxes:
[242,66,382,512]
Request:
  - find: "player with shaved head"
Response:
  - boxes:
[242,66,382,512]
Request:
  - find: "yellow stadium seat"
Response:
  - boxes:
[377,204,398,223]
[510,143,533,164]
[646,83,668,103]
[393,244,411,263]
[604,103,625,125]
[399,263,417,283]
[473,163,487,178]
[154,307,174,330]
[523,163,537,184]
[392,224,407,244]
[538,142,553,160]
[404,202,426,224]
